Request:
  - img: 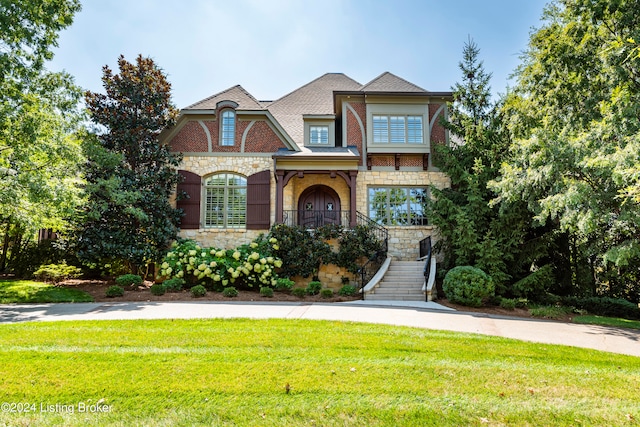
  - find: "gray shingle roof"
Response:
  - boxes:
[267,73,362,145]
[184,85,264,110]
[360,71,428,93]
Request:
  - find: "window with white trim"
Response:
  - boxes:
[368,187,428,226]
[372,115,423,144]
[309,126,329,145]
[221,110,235,146]
[204,173,246,228]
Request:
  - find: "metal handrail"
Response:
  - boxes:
[419,236,432,302]
[281,210,350,228]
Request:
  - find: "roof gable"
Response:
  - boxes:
[185,85,264,110]
[360,71,428,93]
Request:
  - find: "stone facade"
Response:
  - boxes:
[176,155,274,249]
[356,169,450,260]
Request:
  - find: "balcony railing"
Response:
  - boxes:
[281,210,351,229]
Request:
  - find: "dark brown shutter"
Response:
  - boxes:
[246,170,271,230]
[176,170,201,229]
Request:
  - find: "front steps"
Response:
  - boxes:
[365,260,425,301]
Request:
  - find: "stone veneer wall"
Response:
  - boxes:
[356,169,450,260]
[177,155,274,249]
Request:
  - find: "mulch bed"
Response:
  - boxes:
[61,279,361,304]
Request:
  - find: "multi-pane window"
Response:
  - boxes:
[309,126,329,144]
[204,173,246,228]
[221,110,235,146]
[368,187,428,226]
[372,115,423,144]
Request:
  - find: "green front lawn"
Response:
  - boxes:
[574,315,640,330]
[0,280,93,303]
[0,318,638,426]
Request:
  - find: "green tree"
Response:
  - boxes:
[491,0,640,301]
[428,38,545,293]
[0,0,84,273]
[74,55,182,276]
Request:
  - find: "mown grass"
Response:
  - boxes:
[574,315,640,330]
[0,280,93,303]
[0,318,638,426]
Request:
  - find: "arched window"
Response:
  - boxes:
[221,110,235,146]
[204,173,247,228]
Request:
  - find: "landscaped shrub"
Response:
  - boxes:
[274,278,295,292]
[159,237,283,289]
[499,298,517,310]
[33,262,82,284]
[268,224,332,278]
[190,285,206,297]
[443,266,494,307]
[162,278,185,293]
[106,285,124,298]
[306,281,322,295]
[561,296,640,320]
[338,285,357,296]
[511,265,555,299]
[291,288,306,298]
[260,286,274,298]
[149,283,166,296]
[320,289,334,299]
[115,274,143,288]
[222,286,238,298]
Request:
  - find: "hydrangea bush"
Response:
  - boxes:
[159,236,283,289]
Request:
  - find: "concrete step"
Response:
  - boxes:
[366,294,425,301]
[372,288,423,295]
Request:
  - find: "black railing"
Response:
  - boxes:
[355,211,389,254]
[419,236,432,302]
[282,210,351,229]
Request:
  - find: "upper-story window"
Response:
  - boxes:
[309,126,329,145]
[221,110,235,146]
[373,115,424,144]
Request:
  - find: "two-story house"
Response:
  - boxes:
[161,72,451,263]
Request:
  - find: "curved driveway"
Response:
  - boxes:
[1,300,639,357]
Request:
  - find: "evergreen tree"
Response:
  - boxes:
[428,39,544,294]
[74,55,182,276]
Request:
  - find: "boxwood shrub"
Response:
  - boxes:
[443,266,494,307]
[190,285,207,298]
[149,283,166,296]
[106,285,124,298]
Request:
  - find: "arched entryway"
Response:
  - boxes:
[298,185,341,228]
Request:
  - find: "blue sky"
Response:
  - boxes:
[48,0,549,109]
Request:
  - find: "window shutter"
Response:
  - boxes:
[176,170,201,229]
[246,170,271,230]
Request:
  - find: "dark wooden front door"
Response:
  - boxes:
[298,185,341,228]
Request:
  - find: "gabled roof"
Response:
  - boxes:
[267,73,362,145]
[360,71,428,93]
[185,85,264,110]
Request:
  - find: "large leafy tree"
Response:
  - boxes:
[428,39,548,295]
[75,55,182,276]
[492,0,640,301]
[0,0,84,272]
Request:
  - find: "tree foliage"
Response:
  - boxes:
[73,55,182,275]
[0,0,84,273]
[492,0,640,301]
[428,38,544,291]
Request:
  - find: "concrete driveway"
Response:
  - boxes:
[1,300,638,357]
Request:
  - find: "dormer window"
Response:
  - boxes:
[221,110,235,146]
[309,126,329,145]
[303,115,335,147]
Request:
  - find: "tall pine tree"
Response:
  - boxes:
[428,39,546,296]
[74,55,182,276]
